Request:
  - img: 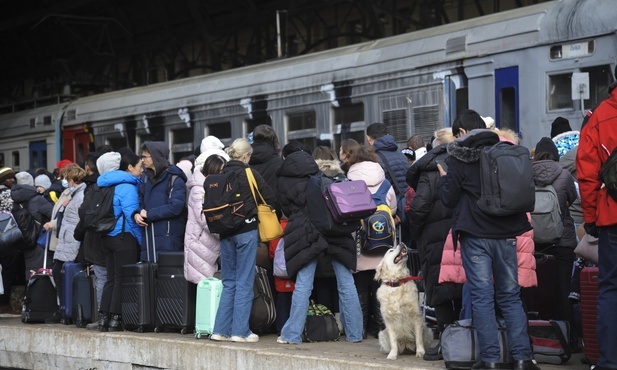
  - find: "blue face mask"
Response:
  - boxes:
[61,179,68,188]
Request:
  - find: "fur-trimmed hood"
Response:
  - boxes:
[315,159,344,178]
[446,129,499,163]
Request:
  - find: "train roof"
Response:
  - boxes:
[3,0,615,129]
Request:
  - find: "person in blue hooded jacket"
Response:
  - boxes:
[133,142,187,262]
[97,152,143,331]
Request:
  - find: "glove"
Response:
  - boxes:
[584,222,599,238]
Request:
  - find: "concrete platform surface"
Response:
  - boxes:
[0,315,591,370]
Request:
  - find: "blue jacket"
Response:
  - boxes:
[97,170,142,243]
[139,164,187,262]
[373,135,410,196]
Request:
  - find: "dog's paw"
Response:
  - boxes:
[415,349,425,358]
[387,352,398,360]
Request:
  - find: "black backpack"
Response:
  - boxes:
[83,184,119,234]
[202,170,246,235]
[305,172,359,237]
[601,146,617,202]
[477,141,535,216]
[13,204,40,250]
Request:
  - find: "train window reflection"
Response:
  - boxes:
[288,111,316,131]
[548,73,573,110]
[500,87,516,132]
[548,65,613,111]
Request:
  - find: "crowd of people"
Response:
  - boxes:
[0,83,616,370]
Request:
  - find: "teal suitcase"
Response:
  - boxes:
[194,277,223,339]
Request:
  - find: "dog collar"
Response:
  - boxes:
[384,276,422,287]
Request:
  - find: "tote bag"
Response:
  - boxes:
[245,168,283,242]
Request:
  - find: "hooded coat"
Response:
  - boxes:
[184,165,220,283]
[346,160,396,271]
[139,142,187,261]
[54,182,86,262]
[277,151,356,277]
[97,170,142,243]
[11,184,52,224]
[406,144,461,307]
[250,141,283,216]
[372,134,410,196]
[439,130,531,238]
[532,160,577,248]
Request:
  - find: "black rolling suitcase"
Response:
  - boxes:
[72,265,98,327]
[155,251,196,334]
[21,231,59,323]
[521,253,561,320]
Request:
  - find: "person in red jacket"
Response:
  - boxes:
[576,80,617,370]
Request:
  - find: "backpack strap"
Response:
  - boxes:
[373,180,391,206]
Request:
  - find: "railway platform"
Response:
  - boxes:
[0,313,591,370]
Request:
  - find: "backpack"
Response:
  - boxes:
[0,211,23,253]
[305,172,359,237]
[531,184,563,245]
[12,204,40,250]
[477,141,535,216]
[359,180,395,255]
[83,184,119,234]
[601,146,617,202]
[202,170,246,235]
[272,237,288,279]
[302,300,340,342]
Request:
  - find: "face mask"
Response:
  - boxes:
[61,179,69,188]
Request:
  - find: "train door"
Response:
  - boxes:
[63,124,93,164]
[495,67,519,133]
[29,141,47,170]
[444,74,468,127]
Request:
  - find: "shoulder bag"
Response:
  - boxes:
[246,168,283,242]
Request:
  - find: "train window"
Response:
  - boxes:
[171,127,193,163]
[43,116,52,125]
[550,40,595,60]
[383,109,407,142]
[0,154,4,167]
[12,151,19,168]
[412,106,440,144]
[30,118,36,128]
[548,65,613,111]
[499,87,517,132]
[206,122,232,144]
[287,111,317,151]
[333,103,365,150]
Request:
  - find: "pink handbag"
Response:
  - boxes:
[323,180,376,223]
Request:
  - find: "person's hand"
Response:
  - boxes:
[134,212,148,227]
[584,222,599,238]
[43,222,53,232]
[437,163,447,177]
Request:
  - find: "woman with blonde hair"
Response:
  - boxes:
[207,138,277,343]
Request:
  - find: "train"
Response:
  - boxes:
[0,0,615,171]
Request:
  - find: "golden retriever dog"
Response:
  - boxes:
[375,243,432,360]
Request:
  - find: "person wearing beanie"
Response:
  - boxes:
[532,137,577,342]
[56,159,73,172]
[550,117,573,139]
[34,174,52,193]
[0,167,16,189]
[96,152,122,175]
[200,135,228,156]
[15,172,34,187]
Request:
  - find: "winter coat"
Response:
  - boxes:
[277,151,356,276]
[559,146,584,225]
[532,160,577,248]
[406,144,460,307]
[347,160,397,271]
[438,215,538,288]
[373,134,410,196]
[74,173,105,266]
[439,129,531,239]
[54,183,86,262]
[48,188,72,252]
[97,170,142,243]
[250,141,283,216]
[577,87,617,227]
[139,142,188,261]
[11,184,52,224]
[184,166,220,283]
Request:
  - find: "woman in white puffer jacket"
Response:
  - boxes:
[183,152,227,283]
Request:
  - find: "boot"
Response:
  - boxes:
[108,314,123,332]
[97,312,110,332]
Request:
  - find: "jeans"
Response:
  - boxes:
[100,233,139,314]
[213,230,257,338]
[597,226,617,368]
[92,264,107,311]
[460,235,531,362]
[460,283,472,320]
[280,258,363,344]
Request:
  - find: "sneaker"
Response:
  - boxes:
[210,334,231,342]
[86,322,99,331]
[277,336,293,344]
[423,343,442,361]
[230,333,259,343]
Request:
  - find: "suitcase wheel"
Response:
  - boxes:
[136,326,144,333]
[154,326,161,333]
[195,332,201,339]
[181,327,187,335]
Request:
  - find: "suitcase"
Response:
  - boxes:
[60,261,84,324]
[155,252,196,334]
[521,253,561,320]
[194,277,223,339]
[249,265,276,334]
[580,267,599,365]
[121,262,156,332]
[323,180,376,223]
[21,231,59,323]
[72,266,98,327]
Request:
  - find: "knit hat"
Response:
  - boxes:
[535,137,559,161]
[15,172,34,186]
[482,116,496,129]
[550,117,572,139]
[56,159,73,171]
[0,167,15,185]
[34,174,52,190]
[96,152,121,174]
[200,136,225,154]
[401,148,415,161]
[0,190,13,212]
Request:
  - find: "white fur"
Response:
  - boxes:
[375,243,432,360]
